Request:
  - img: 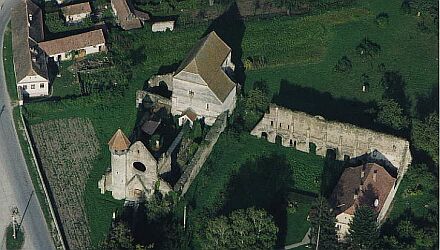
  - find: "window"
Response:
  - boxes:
[270,121,274,126]
[189,90,194,97]
[31,84,35,89]
[40,83,45,88]
[279,123,282,128]
[287,125,290,130]
[206,103,209,111]
[23,85,27,90]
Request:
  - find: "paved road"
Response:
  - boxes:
[0,0,55,249]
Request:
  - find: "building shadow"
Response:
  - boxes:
[221,153,295,247]
[320,149,345,198]
[203,2,246,85]
[272,79,406,137]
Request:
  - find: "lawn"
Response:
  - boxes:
[245,0,438,115]
[2,23,17,100]
[285,201,312,244]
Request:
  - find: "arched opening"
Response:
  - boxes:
[289,139,293,147]
[344,155,350,162]
[133,162,146,172]
[275,135,283,145]
[134,189,143,198]
[294,141,297,148]
[326,148,336,160]
[150,81,172,98]
[261,132,268,139]
[309,142,317,154]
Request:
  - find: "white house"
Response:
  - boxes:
[151,20,175,32]
[38,29,106,62]
[171,31,236,125]
[12,0,49,98]
[61,2,92,23]
[178,108,197,127]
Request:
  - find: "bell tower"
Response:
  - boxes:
[108,129,131,200]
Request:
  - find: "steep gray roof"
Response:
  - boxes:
[12,0,48,82]
[175,31,235,102]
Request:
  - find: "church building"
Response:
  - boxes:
[98,129,172,201]
[171,31,237,125]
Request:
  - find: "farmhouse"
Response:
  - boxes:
[111,0,142,30]
[331,163,397,240]
[98,129,172,201]
[61,2,92,23]
[12,0,49,98]
[151,20,175,32]
[38,29,106,62]
[170,31,237,125]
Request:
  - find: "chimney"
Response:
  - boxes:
[373,169,378,182]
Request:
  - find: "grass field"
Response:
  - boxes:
[2,24,17,101]
[245,0,438,114]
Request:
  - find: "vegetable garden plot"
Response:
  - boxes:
[31,118,100,250]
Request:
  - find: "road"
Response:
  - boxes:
[0,0,55,249]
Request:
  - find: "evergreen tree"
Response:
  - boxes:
[309,196,338,249]
[102,222,134,250]
[348,205,380,250]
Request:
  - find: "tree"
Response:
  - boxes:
[348,205,379,250]
[411,112,439,164]
[309,197,338,249]
[102,222,134,250]
[202,207,278,249]
[374,98,409,131]
[334,56,352,73]
[356,38,381,62]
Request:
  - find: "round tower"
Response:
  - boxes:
[108,129,131,200]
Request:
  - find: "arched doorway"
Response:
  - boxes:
[275,135,283,145]
[261,132,268,139]
[326,148,336,160]
[309,142,317,154]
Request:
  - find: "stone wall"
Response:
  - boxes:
[136,90,172,108]
[174,112,228,195]
[251,104,412,176]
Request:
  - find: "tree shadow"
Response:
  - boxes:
[273,79,378,132]
[415,84,439,119]
[221,153,295,247]
[203,2,246,85]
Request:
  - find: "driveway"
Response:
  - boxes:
[0,0,55,249]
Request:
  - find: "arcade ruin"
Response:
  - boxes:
[251,104,412,176]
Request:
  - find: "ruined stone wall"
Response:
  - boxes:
[174,112,228,195]
[251,105,412,176]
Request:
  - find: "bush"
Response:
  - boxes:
[375,12,390,27]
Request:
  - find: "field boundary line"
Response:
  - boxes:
[15,108,67,250]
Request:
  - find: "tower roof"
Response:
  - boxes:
[108,129,131,151]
